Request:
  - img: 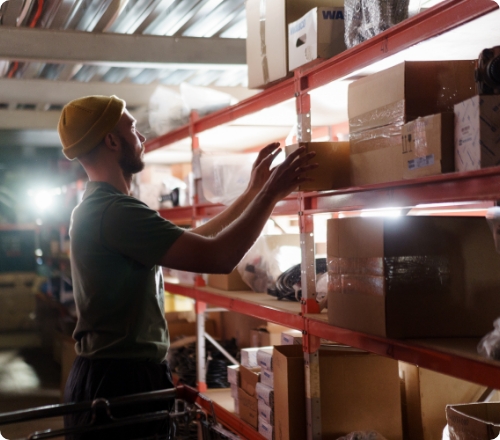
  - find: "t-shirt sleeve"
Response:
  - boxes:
[101,197,185,268]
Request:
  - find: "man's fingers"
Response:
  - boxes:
[255,142,281,165]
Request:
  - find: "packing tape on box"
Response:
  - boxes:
[413,118,429,158]
[259,0,270,85]
[327,257,384,276]
[349,124,404,154]
[349,100,405,133]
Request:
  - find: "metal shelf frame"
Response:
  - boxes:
[149,1,500,437]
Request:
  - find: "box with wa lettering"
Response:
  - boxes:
[288,7,345,71]
[454,95,500,171]
[401,113,455,179]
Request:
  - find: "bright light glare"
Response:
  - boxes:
[360,209,402,218]
[35,249,43,257]
[28,187,62,213]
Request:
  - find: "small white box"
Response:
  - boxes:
[256,382,274,407]
[227,365,240,386]
[281,329,303,345]
[258,400,274,425]
[454,95,500,171]
[257,347,274,371]
[241,347,260,368]
[230,383,238,400]
[234,397,239,415]
[258,418,274,440]
[261,369,274,388]
[288,7,345,71]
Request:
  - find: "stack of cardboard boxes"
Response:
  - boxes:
[256,348,275,439]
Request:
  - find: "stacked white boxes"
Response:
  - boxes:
[227,365,240,415]
[256,348,275,440]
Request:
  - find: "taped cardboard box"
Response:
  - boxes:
[288,7,345,71]
[327,216,500,338]
[348,61,476,134]
[285,142,350,191]
[446,402,500,439]
[400,362,488,440]
[401,112,455,180]
[454,95,500,172]
[238,387,258,429]
[207,269,250,291]
[246,0,343,89]
[274,345,402,440]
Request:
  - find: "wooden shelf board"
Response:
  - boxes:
[164,282,304,330]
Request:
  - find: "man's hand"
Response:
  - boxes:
[246,142,282,196]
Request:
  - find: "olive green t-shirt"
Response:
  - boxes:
[70,181,184,362]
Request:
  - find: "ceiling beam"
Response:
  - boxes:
[0,27,246,68]
[0,129,61,148]
[0,78,258,107]
[0,110,60,130]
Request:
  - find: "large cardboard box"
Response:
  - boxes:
[446,402,500,439]
[401,113,455,180]
[274,345,403,440]
[454,95,500,172]
[327,216,500,338]
[246,0,342,89]
[207,269,250,291]
[285,142,350,191]
[400,363,488,440]
[288,7,345,71]
[348,61,476,185]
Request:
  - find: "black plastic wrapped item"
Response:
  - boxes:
[344,0,410,48]
[170,338,239,388]
[384,255,450,292]
[268,258,327,302]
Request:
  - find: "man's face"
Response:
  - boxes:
[115,109,146,175]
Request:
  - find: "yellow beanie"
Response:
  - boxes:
[58,95,126,160]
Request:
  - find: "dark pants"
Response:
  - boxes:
[64,356,175,440]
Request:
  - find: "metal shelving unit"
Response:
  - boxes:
[144,1,500,438]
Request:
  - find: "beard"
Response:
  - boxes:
[118,136,144,175]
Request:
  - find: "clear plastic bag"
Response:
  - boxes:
[344,0,410,48]
[477,318,500,360]
[200,151,257,206]
[148,86,189,136]
[337,432,388,440]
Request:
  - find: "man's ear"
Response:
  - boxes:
[103,132,120,152]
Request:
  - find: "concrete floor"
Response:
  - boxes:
[0,333,64,440]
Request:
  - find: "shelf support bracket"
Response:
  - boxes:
[196,300,208,393]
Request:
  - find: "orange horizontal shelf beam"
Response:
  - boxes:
[307,318,500,390]
[305,167,500,213]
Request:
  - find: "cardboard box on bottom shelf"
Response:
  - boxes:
[446,402,500,439]
[208,269,250,291]
[348,60,476,185]
[454,95,500,172]
[274,345,402,440]
[327,216,500,338]
[400,362,489,440]
[238,387,258,429]
[285,142,350,191]
[288,7,345,71]
[246,0,343,89]
[401,112,455,180]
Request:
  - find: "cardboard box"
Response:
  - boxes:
[261,369,274,388]
[256,381,274,407]
[454,95,500,172]
[348,61,476,185]
[207,269,250,291]
[327,216,500,338]
[240,365,261,397]
[446,402,500,439]
[285,142,350,191]
[246,0,342,89]
[348,61,476,134]
[402,112,455,179]
[400,363,488,440]
[251,327,282,347]
[257,347,273,371]
[274,345,403,439]
[288,7,345,71]
[238,387,258,429]
[258,400,274,425]
[259,418,275,440]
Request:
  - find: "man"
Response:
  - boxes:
[58,95,316,438]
